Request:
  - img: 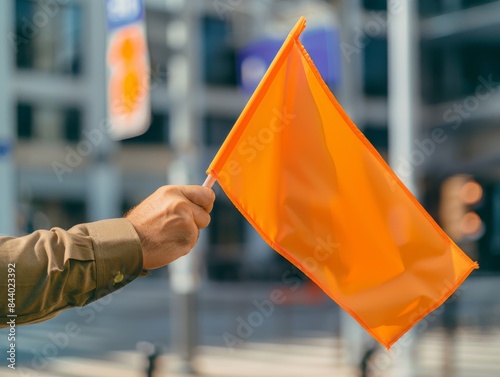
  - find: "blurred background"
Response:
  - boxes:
[1,0,500,376]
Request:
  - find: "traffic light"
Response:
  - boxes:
[439,175,484,242]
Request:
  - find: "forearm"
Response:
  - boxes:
[0,218,143,327]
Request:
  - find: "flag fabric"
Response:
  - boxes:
[206,17,478,349]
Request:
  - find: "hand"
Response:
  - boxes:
[125,185,215,270]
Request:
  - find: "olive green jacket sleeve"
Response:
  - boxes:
[0,218,143,328]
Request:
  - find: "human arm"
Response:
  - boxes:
[0,185,215,327]
[0,218,142,326]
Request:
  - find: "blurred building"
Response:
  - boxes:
[359,0,500,273]
[2,0,338,282]
[2,0,500,282]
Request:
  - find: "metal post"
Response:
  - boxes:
[338,0,371,370]
[0,0,16,236]
[167,0,204,373]
[85,0,121,221]
[387,0,420,376]
[440,4,462,376]
[388,0,419,194]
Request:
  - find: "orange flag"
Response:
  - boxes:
[206,17,478,349]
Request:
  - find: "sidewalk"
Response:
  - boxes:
[3,329,500,377]
[1,339,355,377]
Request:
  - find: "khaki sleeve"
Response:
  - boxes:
[0,218,143,328]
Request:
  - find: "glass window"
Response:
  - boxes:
[209,196,245,246]
[478,183,500,272]
[206,193,245,281]
[16,102,82,142]
[15,0,83,75]
[462,0,498,9]
[145,8,170,86]
[363,0,387,11]
[419,0,443,16]
[202,16,238,87]
[421,42,500,104]
[421,44,446,104]
[363,38,388,96]
[418,0,498,16]
[120,111,169,144]
[203,115,235,147]
[363,126,388,153]
[19,198,86,234]
[461,43,500,97]
[16,102,33,139]
[363,0,496,17]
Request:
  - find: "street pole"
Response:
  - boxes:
[338,0,371,370]
[388,0,420,376]
[388,0,419,195]
[0,0,16,236]
[167,0,204,373]
[85,0,121,222]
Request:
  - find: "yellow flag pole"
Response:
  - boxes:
[202,174,216,188]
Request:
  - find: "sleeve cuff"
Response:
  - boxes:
[86,218,144,300]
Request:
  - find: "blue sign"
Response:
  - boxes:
[106,0,144,30]
[0,140,12,158]
[238,27,342,94]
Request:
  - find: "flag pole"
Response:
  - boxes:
[202,174,216,188]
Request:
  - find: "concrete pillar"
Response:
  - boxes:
[84,0,121,221]
[337,0,371,369]
[0,0,17,236]
[388,0,421,376]
[167,0,204,373]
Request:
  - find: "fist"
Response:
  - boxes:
[126,185,216,270]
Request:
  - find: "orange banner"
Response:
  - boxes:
[207,17,478,348]
[106,0,150,140]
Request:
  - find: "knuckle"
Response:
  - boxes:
[200,213,211,228]
[169,213,197,247]
[175,227,198,251]
[205,191,216,206]
[171,199,191,215]
[160,185,178,196]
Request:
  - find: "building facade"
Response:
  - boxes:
[2,0,500,281]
